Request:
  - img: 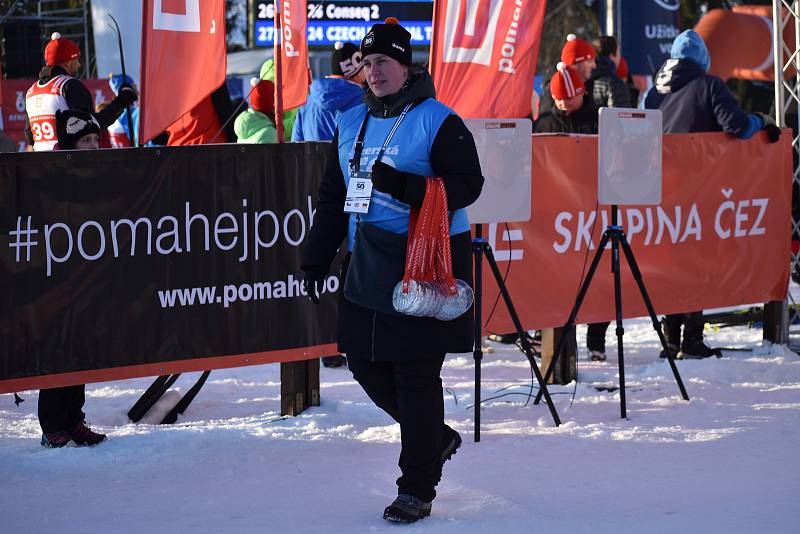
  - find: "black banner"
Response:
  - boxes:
[0,143,339,390]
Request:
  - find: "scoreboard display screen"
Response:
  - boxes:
[253,1,434,47]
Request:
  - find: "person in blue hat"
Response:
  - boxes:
[645,29,781,359]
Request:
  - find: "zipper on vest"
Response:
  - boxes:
[370,311,377,361]
[383,104,389,118]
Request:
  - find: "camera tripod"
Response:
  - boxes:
[533,205,690,418]
[472,224,561,442]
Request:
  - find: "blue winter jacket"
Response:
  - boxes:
[291,77,365,141]
[644,30,762,138]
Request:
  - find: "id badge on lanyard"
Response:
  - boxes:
[344,103,413,214]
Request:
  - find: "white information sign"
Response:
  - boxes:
[464,118,532,224]
[598,108,662,206]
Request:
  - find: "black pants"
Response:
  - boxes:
[348,355,445,503]
[38,385,85,434]
[587,322,610,352]
[663,311,704,347]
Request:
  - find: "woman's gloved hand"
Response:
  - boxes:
[370,161,408,200]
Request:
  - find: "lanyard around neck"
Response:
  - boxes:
[349,102,414,176]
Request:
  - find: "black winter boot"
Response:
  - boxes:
[659,316,681,359]
[680,312,721,359]
[680,338,722,359]
[383,494,432,524]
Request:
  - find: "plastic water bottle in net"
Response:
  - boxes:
[434,279,474,321]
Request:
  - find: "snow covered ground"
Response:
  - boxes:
[2,317,799,533]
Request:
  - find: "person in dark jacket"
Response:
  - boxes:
[534,63,598,135]
[534,63,616,362]
[589,36,632,109]
[37,109,109,448]
[645,29,781,359]
[24,32,137,151]
[292,42,366,143]
[301,18,484,524]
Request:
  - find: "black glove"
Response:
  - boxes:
[302,268,326,304]
[758,113,781,144]
[764,123,781,144]
[115,83,138,107]
[370,161,409,200]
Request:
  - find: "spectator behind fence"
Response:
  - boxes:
[534,64,613,362]
[645,29,781,359]
[260,59,299,141]
[301,18,483,524]
[589,35,631,109]
[25,32,136,152]
[540,33,597,115]
[534,63,597,134]
[292,41,366,143]
[234,78,277,144]
[36,109,108,448]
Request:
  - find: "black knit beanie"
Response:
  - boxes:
[55,109,100,149]
[360,17,412,65]
[331,42,363,77]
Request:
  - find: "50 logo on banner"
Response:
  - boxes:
[441,0,504,66]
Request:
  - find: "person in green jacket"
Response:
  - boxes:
[259,58,298,141]
[234,78,277,144]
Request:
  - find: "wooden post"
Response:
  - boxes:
[280,359,321,416]
[540,327,577,385]
[306,358,320,407]
[763,300,788,344]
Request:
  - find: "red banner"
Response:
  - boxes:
[277,0,309,111]
[482,132,793,333]
[429,0,546,118]
[139,0,226,144]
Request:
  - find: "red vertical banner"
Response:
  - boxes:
[277,0,309,111]
[139,0,227,144]
[429,0,546,118]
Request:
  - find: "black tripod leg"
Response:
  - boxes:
[128,374,181,422]
[610,232,627,419]
[473,231,485,443]
[618,236,689,401]
[534,231,612,405]
[160,371,211,425]
[483,244,561,426]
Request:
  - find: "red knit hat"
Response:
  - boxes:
[616,56,629,80]
[250,78,275,114]
[550,62,585,100]
[44,32,81,67]
[560,34,595,66]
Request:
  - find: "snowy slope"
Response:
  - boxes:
[1,319,799,533]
